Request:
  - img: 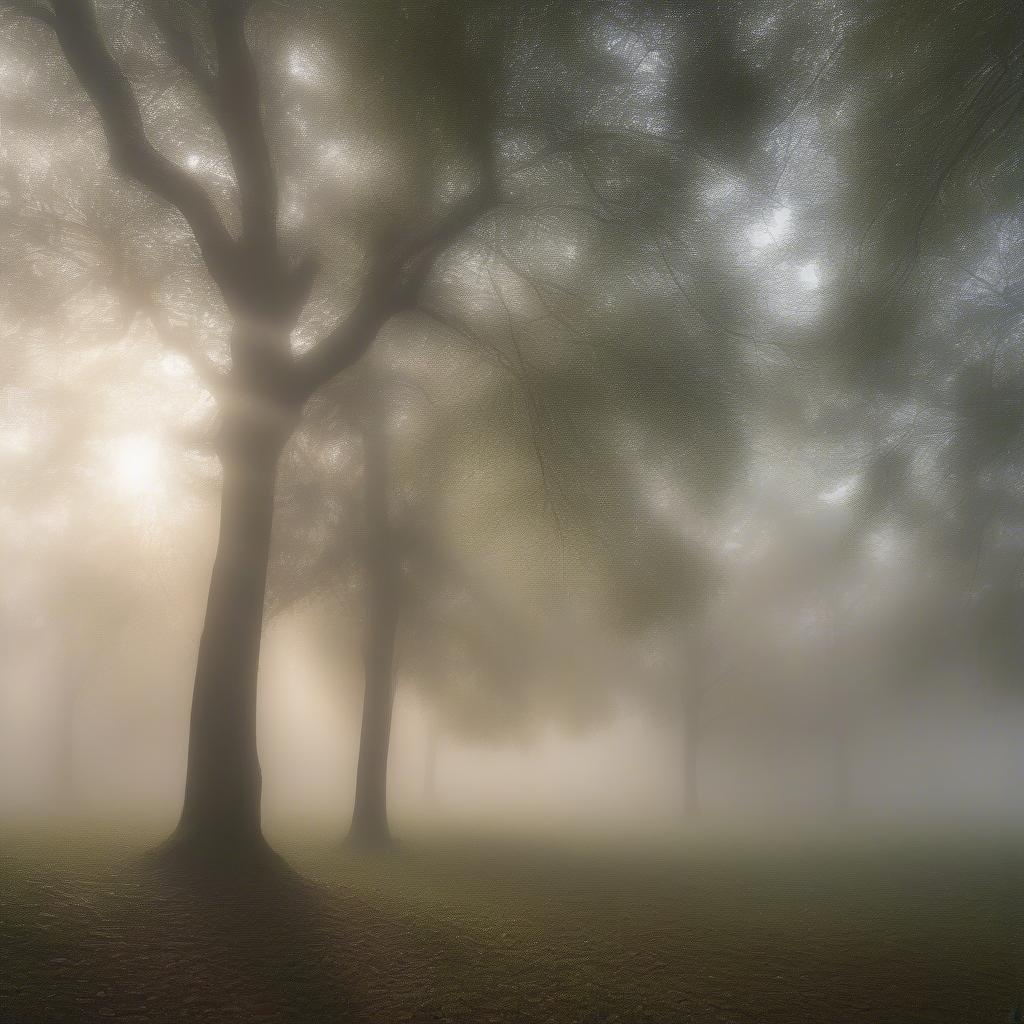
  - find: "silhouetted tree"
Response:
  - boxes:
[2,0,513,865]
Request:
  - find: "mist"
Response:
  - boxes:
[1,1,1023,1021]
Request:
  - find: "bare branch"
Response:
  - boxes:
[1,0,54,26]
[293,0,501,399]
[149,0,307,318]
[291,245,398,399]
[145,2,217,99]
[392,188,494,282]
[208,0,278,258]
[138,291,229,397]
[416,306,522,379]
[45,0,244,307]
[295,189,496,398]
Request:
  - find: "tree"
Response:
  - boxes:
[273,357,614,845]
[820,0,1024,705]
[0,0,842,861]
[2,0,507,865]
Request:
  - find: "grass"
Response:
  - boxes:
[1,825,1022,1023]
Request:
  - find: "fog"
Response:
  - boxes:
[3,342,1022,840]
[1,2,1022,1020]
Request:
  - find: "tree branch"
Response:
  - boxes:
[292,244,400,400]
[145,1,217,100]
[392,187,494,288]
[149,0,307,318]
[208,0,279,259]
[144,300,229,397]
[416,306,521,379]
[45,0,244,308]
[295,187,495,398]
[1,0,54,26]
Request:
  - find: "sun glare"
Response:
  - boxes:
[819,474,858,506]
[798,262,822,289]
[286,46,319,84]
[749,206,793,248]
[111,435,163,498]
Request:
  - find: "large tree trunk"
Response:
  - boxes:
[349,398,400,847]
[165,414,286,864]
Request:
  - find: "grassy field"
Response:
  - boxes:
[1,826,1021,1023]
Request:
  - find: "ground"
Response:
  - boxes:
[1,826,1021,1023]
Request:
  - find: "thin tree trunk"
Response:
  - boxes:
[349,397,399,847]
[831,717,851,814]
[349,594,399,845]
[166,417,285,862]
[682,698,700,819]
[423,723,438,803]
[53,660,77,814]
[825,606,852,816]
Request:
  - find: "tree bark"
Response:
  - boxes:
[348,398,400,847]
[165,414,287,863]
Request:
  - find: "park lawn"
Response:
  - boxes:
[1,826,1021,1023]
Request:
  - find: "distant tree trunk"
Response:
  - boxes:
[824,610,852,816]
[423,723,438,803]
[52,660,77,813]
[167,413,288,862]
[1013,729,1024,811]
[827,661,852,815]
[681,693,700,819]
[349,397,400,847]
[831,716,851,815]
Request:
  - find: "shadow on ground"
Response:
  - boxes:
[2,830,1023,1023]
